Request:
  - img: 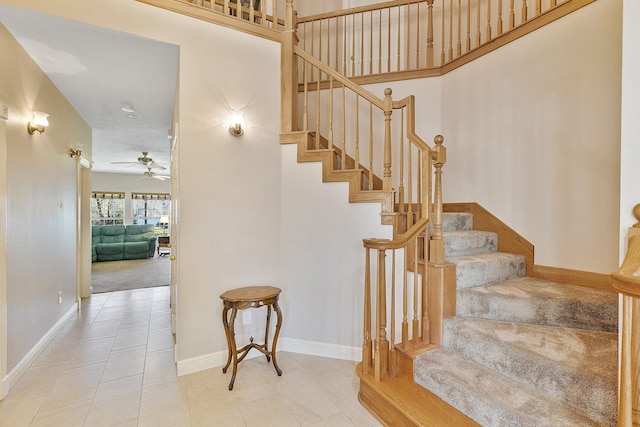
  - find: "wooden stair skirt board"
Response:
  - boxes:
[357,364,480,427]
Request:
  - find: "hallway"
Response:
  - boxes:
[0,287,380,426]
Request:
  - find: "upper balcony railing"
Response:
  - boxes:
[296,0,596,82]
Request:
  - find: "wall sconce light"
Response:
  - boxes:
[228,113,244,137]
[69,148,82,158]
[27,111,49,134]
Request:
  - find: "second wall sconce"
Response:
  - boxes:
[228,113,244,137]
[27,111,49,134]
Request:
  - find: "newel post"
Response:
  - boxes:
[383,88,393,192]
[613,204,640,427]
[430,135,446,264]
[281,0,298,133]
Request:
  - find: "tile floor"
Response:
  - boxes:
[0,287,382,426]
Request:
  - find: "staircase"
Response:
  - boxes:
[414,212,618,426]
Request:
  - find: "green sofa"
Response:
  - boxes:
[92,224,157,262]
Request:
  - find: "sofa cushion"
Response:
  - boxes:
[123,241,151,260]
[92,226,102,245]
[96,242,124,261]
[100,225,125,243]
[125,224,155,242]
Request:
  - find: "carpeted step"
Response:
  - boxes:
[442,317,617,425]
[448,252,526,289]
[457,277,618,332]
[439,212,473,232]
[414,347,605,427]
[444,230,498,257]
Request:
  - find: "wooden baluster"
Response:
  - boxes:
[412,235,419,343]
[551,0,557,6]
[379,9,383,73]
[521,0,528,23]
[311,21,315,80]
[509,0,515,29]
[397,6,401,71]
[416,1,420,69]
[486,0,492,41]
[261,0,266,28]
[343,16,348,76]
[223,0,229,15]
[273,0,277,28]
[402,246,409,350]
[430,135,446,264]
[375,249,389,380]
[406,3,411,69]
[497,0,503,35]
[457,0,462,57]
[303,61,309,132]
[536,0,542,15]
[319,19,323,80]
[383,88,393,191]
[342,87,346,169]
[369,104,374,189]
[315,71,320,149]
[399,109,405,213]
[389,249,397,378]
[363,248,372,374]
[388,8,392,72]
[407,122,413,223]
[351,14,356,77]
[416,149,422,214]
[329,77,334,150]
[355,95,360,171]
[448,0,453,61]
[440,0,445,65]
[335,17,340,73]
[281,0,297,133]
[369,10,374,75]
[360,13,365,76]
[426,0,434,67]
[249,0,255,24]
[476,0,481,47]
[466,0,472,52]
[421,227,430,342]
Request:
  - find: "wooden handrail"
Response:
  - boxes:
[294,47,384,109]
[613,203,640,427]
[297,0,422,23]
[364,218,430,250]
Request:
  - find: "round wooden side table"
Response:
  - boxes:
[220,285,283,390]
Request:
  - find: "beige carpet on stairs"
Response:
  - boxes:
[91,256,171,293]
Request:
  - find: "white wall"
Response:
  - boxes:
[92,171,171,225]
[440,0,622,274]
[620,0,640,257]
[0,22,91,373]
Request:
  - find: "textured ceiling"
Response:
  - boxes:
[0,4,179,175]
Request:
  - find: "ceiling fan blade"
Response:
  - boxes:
[111,161,139,165]
[148,163,167,170]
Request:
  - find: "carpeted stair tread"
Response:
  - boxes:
[448,252,526,289]
[442,317,617,424]
[444,230,498,257]
[414,347,604,427]
[457,277,618,332]
[440,212,473,232]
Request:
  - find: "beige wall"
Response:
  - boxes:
[0,22,91,373]
[440,0,622,273]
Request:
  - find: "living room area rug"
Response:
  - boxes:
[91,256,171,293]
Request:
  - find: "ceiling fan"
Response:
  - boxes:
[111,152,166,170]
[142,166,170,180]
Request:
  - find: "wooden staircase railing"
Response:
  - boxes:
[281,0,455,385]
[296,0,597,83]
[613,203,640,427]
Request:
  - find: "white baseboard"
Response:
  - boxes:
[176,338,361,377]
[2,303,78,400]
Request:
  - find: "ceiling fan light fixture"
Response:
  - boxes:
[121,104,135,113]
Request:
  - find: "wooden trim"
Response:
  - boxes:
[357,364,480,426]
[298,0,421,23]
[444,202,534,277]
[136,0,281,42]
[532,265,616,293]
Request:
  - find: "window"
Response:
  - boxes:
[91,192,125,225]
[131,193,170,232]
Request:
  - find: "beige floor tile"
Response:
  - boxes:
[94,305,128,321]
[0,397,44,427]
[38,363,105,412]
[0,362,68,406]
[276,371,340,425]
[66,337,115,369]
[149,312,171,330]
[120,310,151,329]
[143,348,176,385]
[124,298,153,312]
[112,324,149,351]
[190,399,245,427]
[82,318,123,342]
[101,345,146,382]
[146,327,174,352]
[239,393,300,427]
[29,400,91,427]
[138,377,191,427]
[151,299,171,314]
[84,375,143,427]
[31,337,81,367]
[54,317,93,340]
[307,412,357,427]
